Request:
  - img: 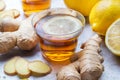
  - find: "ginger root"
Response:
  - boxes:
[0,9,20,53]
[0,9,20,32]
[0,0,6,11]
[0,9,39,53]
[57,35,104,80]
[15,15,39,50]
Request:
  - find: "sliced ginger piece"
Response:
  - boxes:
[15,57,31,78]
[28,60,51,76]
[4,56,19,75]
[20,78,29,80]
[0,0,6,11]
[0,9,20,18]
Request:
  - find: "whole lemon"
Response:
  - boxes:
[90,0,120,36]
[64,0,99,16]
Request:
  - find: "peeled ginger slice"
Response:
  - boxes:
[28,61,51,76]
[4,56,19,75]
[15,57,31,78]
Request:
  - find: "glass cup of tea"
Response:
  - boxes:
[32,8,85,61]
[21,0,51,16]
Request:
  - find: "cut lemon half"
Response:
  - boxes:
[105,18,120,56]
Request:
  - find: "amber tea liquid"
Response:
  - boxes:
[39,36,78,61]
[22,0,51,16]
[35,15,83,61]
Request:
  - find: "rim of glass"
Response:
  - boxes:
[32,9,85,36]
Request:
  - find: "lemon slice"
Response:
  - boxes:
[42,16,83,35]
[105,18,120,56]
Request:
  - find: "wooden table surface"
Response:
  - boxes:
[0,0,120,80]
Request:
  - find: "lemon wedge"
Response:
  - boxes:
[105,18,120,56]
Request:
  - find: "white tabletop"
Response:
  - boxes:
[0,0,120,80]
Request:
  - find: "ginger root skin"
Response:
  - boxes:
[0,9,20,53]
[57,34,104,80]
[16,16,39,50]
[0,16,20,32]
[0,32,16,53]
[0,10,39,53]
[57,63,81,80]
[0,9,20,32]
